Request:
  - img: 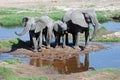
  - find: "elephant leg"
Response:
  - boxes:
[46,29,51,49]
[58,35,61,45]
[73,32,80,49]
[85,29,90,48]
[55,34,59,48]
[62,34,66,48]
[29,31,33,47]
[66,33,69,45]
[42,34,45,45]
[32,35,38,52]
[38,31,43,52]
[72,33,75,45]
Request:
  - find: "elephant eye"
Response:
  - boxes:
[87,18,91,23]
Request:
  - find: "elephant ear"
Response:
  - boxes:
[34,19,47,33]
[71,11,88,28]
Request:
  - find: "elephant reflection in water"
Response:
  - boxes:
[15,16,53,52]
[29,53,94,74]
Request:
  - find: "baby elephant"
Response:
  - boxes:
[53,20,67,48]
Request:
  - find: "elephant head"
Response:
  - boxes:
[15,17,47,36]
[63,9,99,41]
[53,20,67,34]
[82,9,99,41]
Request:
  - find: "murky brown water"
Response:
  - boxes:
[29,53,89,74]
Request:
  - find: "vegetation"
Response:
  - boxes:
[96,10,113,23]
[0,8,64,27]
[93,37,120,42]
[0,8,120,48]
[0,66,14,80]
[0,38,27,48]
[0,7,120,27]
[88,68,118,77]
[16,76,48,80]
[0,65,119,80]
[4,58,20,64]
[0,66,48,80]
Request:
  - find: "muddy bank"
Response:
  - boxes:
[0,43,104,55]
[0,61,120,80]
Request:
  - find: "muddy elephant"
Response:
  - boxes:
[15,16,53,52]
[62,9,99,49]
[53,20,67,48]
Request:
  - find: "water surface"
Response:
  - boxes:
[0,26,29,40]
[0,22,120,73]
[90,42,120,69]
[0,21,120,40]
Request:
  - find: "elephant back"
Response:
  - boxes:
[62,10,73,22]
[53,20,67,32]
[40,16,54,28]
[70,10,88,28]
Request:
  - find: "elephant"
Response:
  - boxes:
[53,20,67,48]
[15,16,54,52]
[62,9,99,49]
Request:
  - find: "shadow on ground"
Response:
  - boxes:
[7,38,31,53]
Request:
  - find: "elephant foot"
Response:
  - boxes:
[84,45,90,49]
[62,45,66,48]
[33,49,38,52]
[55,45,58,48]
[46,45,50,49]
[38,48,42,52]
[73,46,80,49]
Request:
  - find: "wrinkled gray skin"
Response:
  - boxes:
[15,16,53,52]
[53,20,67,48]
[62,9,99,49]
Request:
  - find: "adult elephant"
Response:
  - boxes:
[15,16,53,52]
[53,20,67,48]
[62,9,99,49]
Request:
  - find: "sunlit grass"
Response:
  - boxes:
[1,7,120,27]
[4,58,20,64]
[0,38,26,48]
[0,7,65,27]
[0,66,14,80]
[0,65,119,80]
[93,37,120,42]
[88,68,118,77]
[16,76,48,80]
[0,65,49,80]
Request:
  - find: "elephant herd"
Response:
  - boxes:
[15,9,99,52]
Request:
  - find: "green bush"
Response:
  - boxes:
[0,38,26,48]
[97,15,113,23]
[98,26,107,31]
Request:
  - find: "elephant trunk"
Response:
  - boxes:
[90,18,99,41]
[15,27,29,36]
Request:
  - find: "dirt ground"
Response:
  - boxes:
[0,0,120,11]
[0,0,120,80]
[0,61,120,80]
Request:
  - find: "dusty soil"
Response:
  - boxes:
[0,0,120,11]
[0,61,120,80]
[0,0,120,80]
